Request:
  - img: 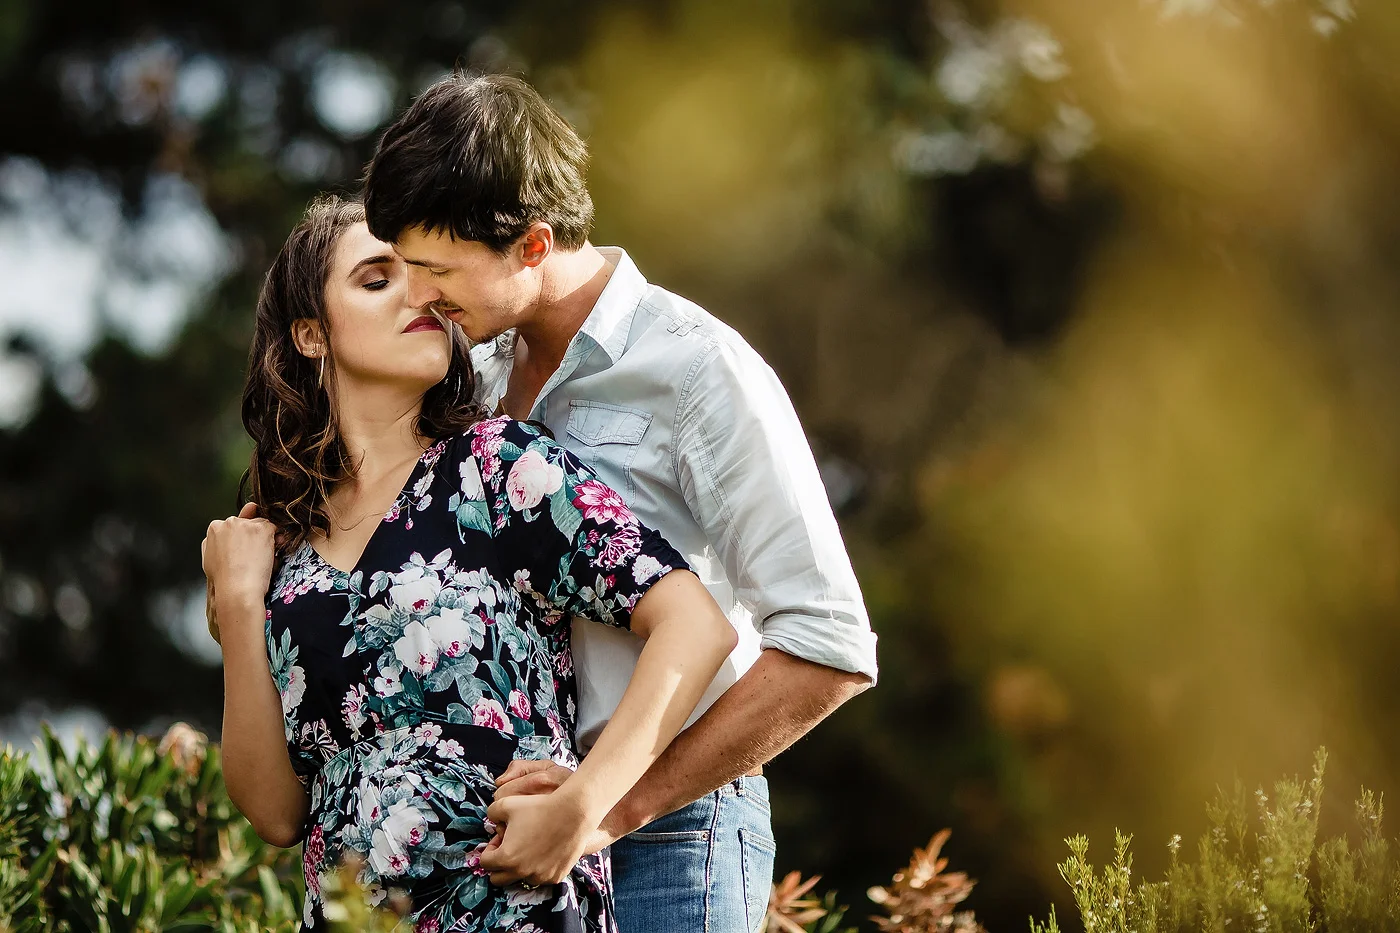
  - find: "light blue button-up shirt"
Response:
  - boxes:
[472,247,878,750]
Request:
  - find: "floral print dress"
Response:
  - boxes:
[264,418,685,932]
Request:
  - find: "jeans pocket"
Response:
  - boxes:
[739,827,777,933]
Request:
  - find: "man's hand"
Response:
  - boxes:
[206,502,259,646]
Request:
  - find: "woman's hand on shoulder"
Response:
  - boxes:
[202,502,276,632]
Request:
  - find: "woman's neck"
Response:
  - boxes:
[331,382,429,487]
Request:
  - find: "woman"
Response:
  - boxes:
[201,195,737,931]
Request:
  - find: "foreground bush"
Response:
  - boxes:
[0,723,302,932]
[0,723,990,933]
[1030,749,1400,933]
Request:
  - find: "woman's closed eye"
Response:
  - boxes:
[363,278,390,291]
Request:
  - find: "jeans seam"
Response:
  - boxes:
[703,789,723,933]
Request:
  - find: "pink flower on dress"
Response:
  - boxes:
[302,825,326,898]
[572,480,636,526]
[467,842,495,877]
[596,525,642,569]
[472,698,510,731]
[416,920,441,933]
[507,689,532,720]
[471,418,509,477]
[505,449,565,511]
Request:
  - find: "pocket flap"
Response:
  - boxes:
[566,401,652,446]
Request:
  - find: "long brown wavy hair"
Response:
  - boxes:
[240,194,485,552]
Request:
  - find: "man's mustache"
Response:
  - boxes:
[429,302,465,319]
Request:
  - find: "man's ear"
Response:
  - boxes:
[518,223,554,268]
[291,319,325,358]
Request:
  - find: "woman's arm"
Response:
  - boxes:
[478,568,736,886]
[203,513,309,847]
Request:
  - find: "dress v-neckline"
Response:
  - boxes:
[305,444,438,577]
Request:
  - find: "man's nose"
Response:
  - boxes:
[405,268,441,308]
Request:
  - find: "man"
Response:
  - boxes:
[362,73,877,933]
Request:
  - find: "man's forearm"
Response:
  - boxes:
[602,648,870,835]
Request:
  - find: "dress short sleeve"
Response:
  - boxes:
[457,417,687,629]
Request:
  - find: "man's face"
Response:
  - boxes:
[393,226,534,344]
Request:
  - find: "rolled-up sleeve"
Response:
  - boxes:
[673,337,878,683]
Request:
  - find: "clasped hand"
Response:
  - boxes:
[477,761,616,888]
[202,502,276,643]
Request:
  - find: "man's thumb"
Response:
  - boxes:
[238,501,258,519]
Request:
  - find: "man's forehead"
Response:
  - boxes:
[393,227,464,265]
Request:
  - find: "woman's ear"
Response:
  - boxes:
[291,319,325,359]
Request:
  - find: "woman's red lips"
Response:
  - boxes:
[403,315,445,334]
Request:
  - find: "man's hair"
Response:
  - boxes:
[364,73,593,253]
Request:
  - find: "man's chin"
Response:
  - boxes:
[467,324,510,346]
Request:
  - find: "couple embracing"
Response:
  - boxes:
[202,73,878,933]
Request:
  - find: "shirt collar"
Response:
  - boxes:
[576,246,646,367]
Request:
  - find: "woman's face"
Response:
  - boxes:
[316,222,453,398]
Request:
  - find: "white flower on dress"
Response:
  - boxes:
[388,568,441,615]
[373,669,403,697]
[369,827,409,877]
[383,798,428,847]
[356,779,383,826]
[437,738,465,759]
[505,449,564,511]
[472,698,510,731]
[413,723,443,746]
[393,620,439,676]
[342,685,368,738]
[281,666,307,716]
[631,554,666,585]
[426,607,473,658]
[459,457,486,500]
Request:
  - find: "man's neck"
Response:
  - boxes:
[513,243,614,373]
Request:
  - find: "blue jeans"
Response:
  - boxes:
[610,776,775,933]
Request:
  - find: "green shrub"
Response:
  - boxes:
[0,723,303,933]
[1031,749,1400,933]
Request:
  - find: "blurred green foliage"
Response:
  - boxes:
[0,724,302,932]
[1031,751,1400,933]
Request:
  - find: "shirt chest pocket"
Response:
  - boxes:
[565,400,652,499]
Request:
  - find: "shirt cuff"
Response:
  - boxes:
[760,611,879,684]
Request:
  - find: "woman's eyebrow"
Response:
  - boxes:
[347,254,396,277]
